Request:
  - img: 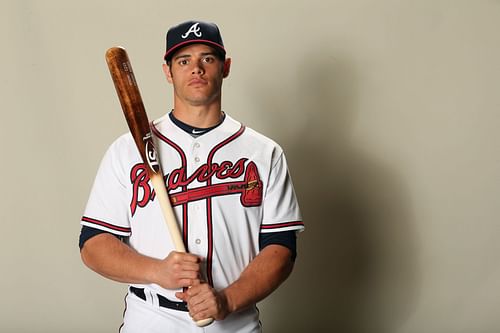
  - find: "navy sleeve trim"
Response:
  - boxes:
[79,225,126,250]
[259,230,297,261]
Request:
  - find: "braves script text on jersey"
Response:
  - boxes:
[81,113,304,331]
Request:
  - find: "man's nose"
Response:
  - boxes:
[192,61,204,75]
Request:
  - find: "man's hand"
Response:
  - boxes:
[151,251,202,289]
[176,280,232,321]
[81,234,206,291]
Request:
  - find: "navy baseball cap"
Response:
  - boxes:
[164,20,226,62]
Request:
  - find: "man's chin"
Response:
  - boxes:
[185,94,220,107]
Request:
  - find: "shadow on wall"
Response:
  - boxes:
[256,51,420,333]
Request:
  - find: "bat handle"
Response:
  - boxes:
[150,174,214,326]
[150,174,186,251]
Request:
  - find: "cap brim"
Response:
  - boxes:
[164,39,225,61]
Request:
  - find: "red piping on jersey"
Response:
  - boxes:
[81,216,131,233]
[151,123,190,250]
[260,221,304,230]
[205,124,246,286]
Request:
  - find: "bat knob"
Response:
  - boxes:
[196,317,214,327]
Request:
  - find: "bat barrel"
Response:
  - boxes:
[105,47,159,174]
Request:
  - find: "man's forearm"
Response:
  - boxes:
[80,233,159,284]
[81,233,202,290]
[223,244,294,314]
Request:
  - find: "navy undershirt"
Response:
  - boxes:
[79,111,297,260]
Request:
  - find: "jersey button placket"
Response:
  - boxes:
[193,142,201,164]
[190,203,206,248]
[189,141,207,255]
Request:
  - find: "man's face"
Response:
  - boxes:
[164,44,231,107]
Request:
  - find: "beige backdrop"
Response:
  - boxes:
[1,0,499,332]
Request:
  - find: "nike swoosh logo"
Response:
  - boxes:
[192,129,205,135]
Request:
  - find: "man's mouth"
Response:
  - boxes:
[188,78,207,86]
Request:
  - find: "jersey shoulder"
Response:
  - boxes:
[108,131,138,156]
[226,114,284,152]
[233,119,285,164]
[245,126,283,151]
[100,131,141,175]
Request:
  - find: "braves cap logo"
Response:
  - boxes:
[181,22,202,39]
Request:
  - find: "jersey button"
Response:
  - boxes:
[194,142,200,148]
[194,157,200,163]
[195,238,201,244]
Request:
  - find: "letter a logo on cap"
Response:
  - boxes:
[182,23,202,39]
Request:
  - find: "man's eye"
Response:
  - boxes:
[179,59,189,65]
[203,57,214,63]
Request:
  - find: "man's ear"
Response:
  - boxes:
[223,58,231,78]
[163,63,173,83]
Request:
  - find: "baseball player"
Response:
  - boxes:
[80,20,304,332]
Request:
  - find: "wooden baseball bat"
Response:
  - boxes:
[105,46,213,327]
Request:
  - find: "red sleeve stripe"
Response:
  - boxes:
[81,216,131,233]
[260,221,304,230]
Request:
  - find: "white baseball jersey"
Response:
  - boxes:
[81,112,303,330]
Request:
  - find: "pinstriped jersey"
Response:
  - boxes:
[81,113,303,301]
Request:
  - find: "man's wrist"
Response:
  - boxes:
[218,288,236,318]
[144,258,162,285]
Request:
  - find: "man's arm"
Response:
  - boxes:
[177,244,294,321]
[80,233,201,290]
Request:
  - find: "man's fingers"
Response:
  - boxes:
[191,278,201,286]
[168,251,201,264]
[155,251,205,289]
[188,293,218,321]
[186,283,212,307]
[175,291,187,301]
[178,278,196,287]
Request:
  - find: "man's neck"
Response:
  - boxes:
[171,103,223,128]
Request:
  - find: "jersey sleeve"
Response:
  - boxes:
[81,139,132,236]
[261,151,304,233]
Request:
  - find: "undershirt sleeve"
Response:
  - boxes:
[259,230,297,261]
[79,225,126,250]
